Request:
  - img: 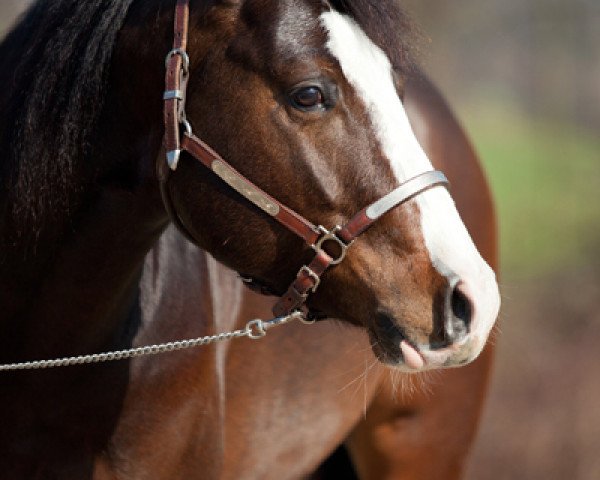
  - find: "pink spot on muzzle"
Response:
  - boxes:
[400,340,425,370]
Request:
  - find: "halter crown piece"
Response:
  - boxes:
[160,0,449,317]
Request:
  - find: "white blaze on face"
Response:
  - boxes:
[320,11,500,355]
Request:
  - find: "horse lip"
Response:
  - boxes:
[369,315,425,370]
[369,322,477,371]
[369,312,479,371]
[417,340,471,369]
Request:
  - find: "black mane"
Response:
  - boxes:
[0,0,136,242]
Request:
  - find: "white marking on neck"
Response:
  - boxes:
[320,11,500,353]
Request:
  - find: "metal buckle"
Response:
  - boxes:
[165,48,190,75]
[299,266,321,293]
[164,45,193,172]
[312,226,349,265]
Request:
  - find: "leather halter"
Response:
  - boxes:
[159,0,449,317]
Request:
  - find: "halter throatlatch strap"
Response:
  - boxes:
[161,0,450,318]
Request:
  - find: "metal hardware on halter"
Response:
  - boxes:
[182,119,193,136]
[164,47,191,171]
[299,266,321,293]
[312,226,350,266]
[166,150,181,170]
[211,160,280,216]
[165,119,193,171]
[245,319,267,340]
[165,48,190,74]
[366,170,449,220]
[163,90,184,101]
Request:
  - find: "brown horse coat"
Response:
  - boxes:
[101,73,497,480]
[0,1,497,478]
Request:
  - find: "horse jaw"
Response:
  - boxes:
[320,10,500,370]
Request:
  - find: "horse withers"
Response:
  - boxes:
[0,0,500,478]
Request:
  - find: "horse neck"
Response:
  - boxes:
[141,227,248,338]
[0,160,168,364]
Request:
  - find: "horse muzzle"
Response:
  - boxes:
[369,274,500,372]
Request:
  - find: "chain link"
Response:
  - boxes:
[0,312,307,372]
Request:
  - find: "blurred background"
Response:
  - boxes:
[2,1,599,479]
[401,1,600,479]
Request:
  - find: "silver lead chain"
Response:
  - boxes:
[0,312,308,372]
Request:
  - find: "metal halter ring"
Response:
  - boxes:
[246,319,267,340]
[312,226,350,265]
[165,48,190,75]
[182,118,193,136]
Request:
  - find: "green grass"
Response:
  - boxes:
[460,101,600,279]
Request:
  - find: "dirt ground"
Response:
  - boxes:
[466,261,600,480]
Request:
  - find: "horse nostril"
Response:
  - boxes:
[444,282,473,344]
[452,284,471,325]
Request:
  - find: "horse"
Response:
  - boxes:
[0,0,500,478]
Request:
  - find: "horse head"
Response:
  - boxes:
[160,0,500,372]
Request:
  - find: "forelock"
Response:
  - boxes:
[325,0,415,73]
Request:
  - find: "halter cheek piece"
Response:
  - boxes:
[159,0,449,317]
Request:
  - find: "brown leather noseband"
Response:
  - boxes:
[159,0,449,317]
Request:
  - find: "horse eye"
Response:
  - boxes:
[290,86,325,110]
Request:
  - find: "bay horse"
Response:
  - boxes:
[0,0,500,478]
